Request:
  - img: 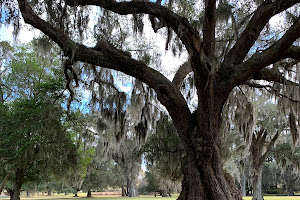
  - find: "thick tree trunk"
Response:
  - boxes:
[176,132,243,200]
[87,190,92,197]
[161,187,168,197]
[127,176,139,197]
[252,165,264,200]
[284,165,295,196]
[47,189,52,196]
[11,168,24,200]
[170,86,243,200]
[240,172,247,197]
[238,159,248,197]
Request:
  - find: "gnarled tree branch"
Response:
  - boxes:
[219,15,300,93]
[282,45,300,60]
[244,81,300,104]
[223,0,300,66]
[17,0,193,135]
[172,61,192,89]
[260,131,280,166]
[253,68,299,87]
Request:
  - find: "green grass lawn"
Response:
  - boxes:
[1,193,178,200]
[243,196,300,200]
[54,196,300,200]
[77,197,176,200]
[2,193,300,200]
[14,196,300,200]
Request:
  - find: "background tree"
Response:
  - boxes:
[142,114,184,197]
[81,160,116,197]
[5,0,300,199]
[248,92,300,200]
[273,142,300,196]
[0,44,77,200]
[221,87,256,197]
[138,169,160,196]
[62,111,96,197]
[89,75,158,197]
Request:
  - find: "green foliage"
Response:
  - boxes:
[82,160,117,192]
[138,170,160,194]
[0,43,77,193]
[0,89,77,183]
[143,115,184,180]
[59,111,98,195]
[3,43,63,100]
[0,41,13,59]
[262,162,281,194]
[273,142,300,168]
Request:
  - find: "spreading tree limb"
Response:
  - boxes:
[253,68,300,87]
[17,0,193,135]
[223,0,300,66]
[219,13,300,92]
[172,61,192,89]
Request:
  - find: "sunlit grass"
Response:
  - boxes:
[1,193,178,200]
[2,193,300,200]
[16,195,300,200]
[244,196,300,200]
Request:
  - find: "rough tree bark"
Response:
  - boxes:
[240,171,247,197]
[238,159,249,197]
[16,0,300,199]
[161,188,168,197]
[11,168,24,200]
[127,176,139,197]
[174,86,243,200]
[252,165,264,200]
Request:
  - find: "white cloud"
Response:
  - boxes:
[0,22,40,43]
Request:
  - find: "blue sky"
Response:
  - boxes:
[0,26,13,41]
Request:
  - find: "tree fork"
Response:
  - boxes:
[174,103,242,200]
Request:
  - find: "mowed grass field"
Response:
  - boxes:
[0,193,178,200]
[244,197,300,200]
[2,193,300,200]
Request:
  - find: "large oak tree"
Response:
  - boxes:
[5,0,300,199]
